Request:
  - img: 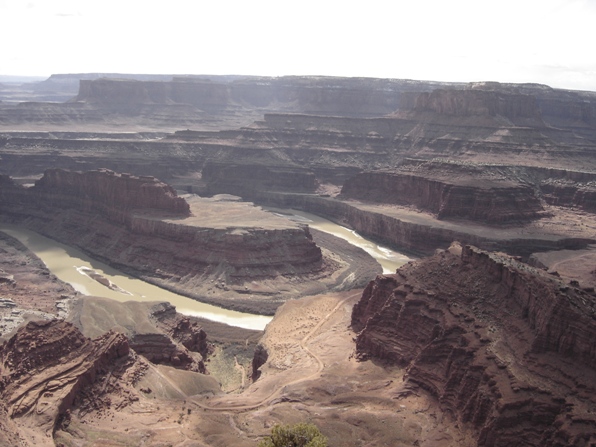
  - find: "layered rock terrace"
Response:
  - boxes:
[352,244,596,445]
[0,320,139,445]
[341,170,545,223]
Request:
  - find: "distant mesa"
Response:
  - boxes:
[340,160,547,223]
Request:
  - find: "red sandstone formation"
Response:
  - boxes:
[34,168,190,223]
[352,244,596,446]
[0,320,141,445]
[341,171,545,223]
[128,332,205,373]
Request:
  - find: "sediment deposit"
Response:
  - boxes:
[352,243,596,446]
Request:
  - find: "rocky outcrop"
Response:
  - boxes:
[34,168,190,224]
[0,320,138,444]
[251,344,268,381]
[541,181,596,212]
[151,302,211,361]
[352,244,596,446]
[129,332,204,373]
[69,298,210,374]
[341,171,545,223]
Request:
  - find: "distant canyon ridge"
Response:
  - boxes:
[2,74,596,258]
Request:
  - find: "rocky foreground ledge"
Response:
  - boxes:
[352,243,596,446]
[0,169,378,314]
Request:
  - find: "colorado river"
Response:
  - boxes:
[264,207,411,274]
[0,225,272,330]
[0,212,409,331]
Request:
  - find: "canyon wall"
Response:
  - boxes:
[401,88,541,122]
[72,76,596,128]
[541,182,596,213]
[341,171,545,223]
[34,168,190,224]
[352,245,596,446]
[75,76,452,116]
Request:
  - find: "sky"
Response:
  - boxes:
[1,0,595,91]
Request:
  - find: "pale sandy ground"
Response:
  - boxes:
[530,244,596,289]
[58,290,474,447]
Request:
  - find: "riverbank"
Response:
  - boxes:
[0,224,274,328]
[0,216,384,317]
[0,231,74,340]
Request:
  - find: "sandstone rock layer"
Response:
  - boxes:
[0,320,139,446]
[341,171,545,223]
[352,244,596,446]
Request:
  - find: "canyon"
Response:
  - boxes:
[1,74,596,446]
[0,168,378,314]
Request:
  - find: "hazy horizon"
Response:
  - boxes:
[2,0,595,92]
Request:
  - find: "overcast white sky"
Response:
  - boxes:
[1,0,595,91]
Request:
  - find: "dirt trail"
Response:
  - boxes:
[190,291,360,412]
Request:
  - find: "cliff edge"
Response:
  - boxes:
[352,243,596,446]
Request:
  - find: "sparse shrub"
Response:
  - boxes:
[258,423,327,447]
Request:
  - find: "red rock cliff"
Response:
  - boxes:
[34,168,190,224]
[0,320,134,441]
[352,245,596,446]
[341,171,545,223]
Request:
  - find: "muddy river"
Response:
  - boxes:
[0,210,409,330]
[266,207,411,274]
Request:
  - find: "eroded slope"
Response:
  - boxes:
[352,243,596,446]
